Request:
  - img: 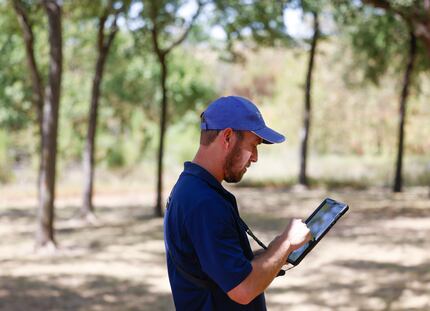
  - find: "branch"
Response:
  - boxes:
[363,0,430,42]
[97,0,114,51]
[362,0,391,10]
[362,0,408,21]
[11,0,44,127]
[149,1,163,59]
[12,0,32,43]
[104,9,120,51]
[163,0,206,55]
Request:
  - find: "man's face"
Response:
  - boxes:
[224,131,262,183]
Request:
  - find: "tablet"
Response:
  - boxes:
[287,198,349,266]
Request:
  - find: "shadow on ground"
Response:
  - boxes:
[0,187,429,310]
[0,275,172,311]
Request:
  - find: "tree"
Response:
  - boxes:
[38,0,62,249]
[298,12,319,187]
[79,0,129,221]
[11,0,44,137]
[12,0,62,249]
[363,0,430,59]
[211,1,288,61]
[359,2,429,193]
[335,1,430,192]
[212,0,327,187]
[1,2,36,183]
[133,0,205,217]
[295,1,323,187]
[394,29,417,192]
[11,0,45,199]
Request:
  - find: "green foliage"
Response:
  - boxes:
[210,0,289,62]
[1,0,429,189]
[334,1,430,86]
[96,26,215,166]
[129,0,199,51]
[345,9,407,84]
[0,4,33,130]
[213,1,287,44]
[288,0,329,14]
[167,48,216,121]
[0,0,217,173]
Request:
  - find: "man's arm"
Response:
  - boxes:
[252,249,265,257]
[228,219,311,305]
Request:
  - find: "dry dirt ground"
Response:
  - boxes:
[0,186,429,311]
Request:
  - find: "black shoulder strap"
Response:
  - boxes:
[166,195,218,291]
[167,246,218,291]
[166,197,285,291]
[238,217,286,277]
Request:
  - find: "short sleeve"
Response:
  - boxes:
[185,198,252,293]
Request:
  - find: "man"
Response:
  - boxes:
[164,96,311,310]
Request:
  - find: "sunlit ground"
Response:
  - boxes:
[0,186,429,311]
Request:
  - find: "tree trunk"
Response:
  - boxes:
[299,11,319,187]
[12,0,45,227]
[12,0,44,132]
[82,12,118,220]
[148,0,202,217]
[36,0,62,249]
[393,30,417,193]
[155,54,168,217]
[363,0,430,61]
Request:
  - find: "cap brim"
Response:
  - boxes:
[252,127,286,144]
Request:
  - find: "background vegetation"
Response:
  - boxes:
[0,1,429,310]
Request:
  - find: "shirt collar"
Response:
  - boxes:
[183,161,235,201]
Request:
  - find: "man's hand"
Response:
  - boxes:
[228,218,312,305]
[282,219,312,251]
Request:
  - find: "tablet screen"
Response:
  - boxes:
[287,198,347,264]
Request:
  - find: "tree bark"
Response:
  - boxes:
[12,0,45,228]
[393,30,416,193]
[36,0,62,249]
[148,0,203,217]
[155,53,168,217]
[82,8,118,219]
[149,1,167,218]
[299,11,319,187]
[12,0,44,132]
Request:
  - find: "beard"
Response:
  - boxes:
[224,140,247,183]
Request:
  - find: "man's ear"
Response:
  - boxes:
[221,128,234,149]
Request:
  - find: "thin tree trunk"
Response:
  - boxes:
[82,10,118,220]
[12,0,45,225]
[12,0,44,131]
[148,0,202,217]
[36,0,62,249]
[299,11,319,187]
[155,54,168,217]
[393,30,417,193]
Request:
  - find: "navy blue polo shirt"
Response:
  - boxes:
[164,162,266,311]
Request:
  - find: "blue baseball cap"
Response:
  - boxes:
[200,96,285,144]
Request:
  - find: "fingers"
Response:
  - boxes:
[306,230,313,242]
